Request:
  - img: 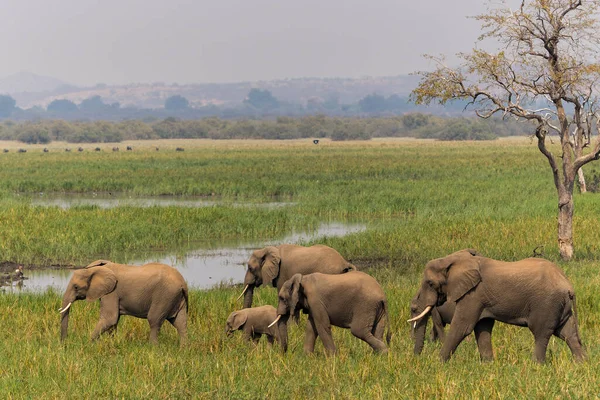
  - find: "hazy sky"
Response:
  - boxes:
[1,0,516,86]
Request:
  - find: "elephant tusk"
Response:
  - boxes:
[236,285,249,301]
[407,305,432,323]
[413,321,417,330]
[268,315,282,328]
[58,302,72,314]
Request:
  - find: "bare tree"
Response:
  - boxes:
[411,0,600,261]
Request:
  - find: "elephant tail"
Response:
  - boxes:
[182,286,189,313]
[557,290,579,330]
[569,291,579,328]
[375,300,392,345]
[384,305,392,346]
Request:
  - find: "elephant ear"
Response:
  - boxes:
[446,259,481,302]
[86,266,117,301]
[85,259,112,268]
[261,246,281,287]
[229,312,247,330]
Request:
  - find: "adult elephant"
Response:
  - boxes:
[59,260,188,345]
[270,271,390,354]
[238,244,355,308]
[409,249,585,363]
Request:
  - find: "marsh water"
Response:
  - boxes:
[12,220,366,293]
[29,192,292,209]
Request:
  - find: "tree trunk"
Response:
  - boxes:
[558,194,574,261]
[577,167,587,194]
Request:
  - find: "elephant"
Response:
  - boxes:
[409,249,585,363]
[238,244,356,309]
[59,260,188,345]
[270,271,391,355]
[225,305,280,345]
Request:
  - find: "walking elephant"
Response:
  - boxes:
[59,260,188,345]
[225,305,280,345]
[238,244,355,308]
[409,249,585,363]
[270,271,390,355]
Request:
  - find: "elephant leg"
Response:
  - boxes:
[167,311,188,346]
[241,326,253,342]
[531,329,553,363]
[473,318,495,362]
[148,320,165,345]
[351,325,387,354]
[104,318,120,336]
[372,316,386,343]
[430,309,445,343]
[554,316,586,362]
[91,315,120,340]
[440,295,483,362]
[266,335,274,346]
[307,300,337,355]
[303,316,318,353]
[91,296,120,340]
[147,307,168,345]
[251,333,262,345]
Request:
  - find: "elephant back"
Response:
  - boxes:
[276,244,353,289]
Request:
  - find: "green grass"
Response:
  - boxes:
[2,266,600,398]
[1,138,600,398]
[0,138,594,265]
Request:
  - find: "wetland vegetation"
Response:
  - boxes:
[1,138,600,398]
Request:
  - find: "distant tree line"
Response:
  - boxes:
[0,114,530,144]
[0,87,473,122]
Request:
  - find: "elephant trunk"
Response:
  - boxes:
[412,315,429,355]
[276,315,290,353]
[242,284,255,309]
[60,294,74,341]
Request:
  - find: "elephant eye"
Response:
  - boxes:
[73,284,79,290]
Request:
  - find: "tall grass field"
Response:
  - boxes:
[1,138,600,398]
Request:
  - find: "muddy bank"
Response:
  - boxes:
[0,261,80,273]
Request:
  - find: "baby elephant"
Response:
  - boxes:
[225,305,279,344]
[270,271,391,355]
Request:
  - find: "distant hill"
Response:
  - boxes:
[0,71,71,95]
[5,74,421,109]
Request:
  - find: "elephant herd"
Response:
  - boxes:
[59,245,586,364]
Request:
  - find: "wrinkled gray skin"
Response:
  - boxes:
[225,305,279,345]
[411,249,585,363]
[60,260,188,345]
[275,271,390,355]
[241,244,355,308]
